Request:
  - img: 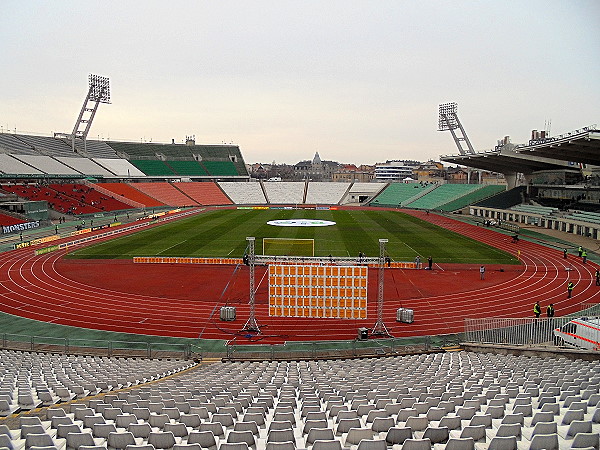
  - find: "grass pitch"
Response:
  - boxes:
[68,209,518,264]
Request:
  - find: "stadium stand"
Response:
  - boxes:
[370,183,432,207]
[49,183,132,212]
[0,212,26,226]
[11,155,81,175]
[0,349,193,414]
[0,133,39,154]
[10,134,74,156]
[92,158,146,177]
[0,153,44,175]
[405,184,482,210]
[263,182,305,204]
[97,183,166,207]
[568,211,600,225]
[130,182,200,206]
[195,145,248,177]
[437,185,506,212]
[167,160,209,176]
[305,182,350,205]
[201,161,239,177]
[1,184,100,215]
[72,138,119,158]
[511,205,559,215]
[130,160,178,176]
[55,156,116,178]
[473,186,526,209]
[174,182,233,205]
[219,182,267,204]
[0,350,596,450]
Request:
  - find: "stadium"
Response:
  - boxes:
[0,75,599,450]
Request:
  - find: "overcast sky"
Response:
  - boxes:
[1,0,598,165]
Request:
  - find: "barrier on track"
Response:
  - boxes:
[133,256,244,265]
[132,255,417,268]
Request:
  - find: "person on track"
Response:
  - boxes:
[582,249,587,263]
[427,256,433,270]
[480,265,485,280]
[533,301,541,318]
[546,303,555,318]
[567,281,574,298]
[564,249,568,259]
[596,269,600,286]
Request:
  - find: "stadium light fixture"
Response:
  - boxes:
[438,102,458,131]
[89,74,111,103]
[437,102,476,155]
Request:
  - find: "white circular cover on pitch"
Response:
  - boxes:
[267,219,336,227]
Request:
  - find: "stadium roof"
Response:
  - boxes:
[440,146,572,175]
[516,129,600,166]
[440,128,599,174]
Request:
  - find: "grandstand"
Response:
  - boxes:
[436,185,506,212]
[92,158,146,177]
[130,160,178,177]
[130,182,200,207]
[305,182,350,205]
[219,181,267,204]
[55,157,116,178]
[0,212,25,226]
[98,182,166,207]
[370,183,433,207]
[0,154,44,175]
[474,186,526,210]
[0,350,598,450]
[404,184,482,210]
[10,155,81,176]
[0,132,249,181]
[263,181,306,204]
[175,182,233,206]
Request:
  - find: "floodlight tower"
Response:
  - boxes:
[438,102,476,155]
[371,238,390,336]
[243,237,261,333]
[69,74,111,153]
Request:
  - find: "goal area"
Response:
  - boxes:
[263,238,315,256]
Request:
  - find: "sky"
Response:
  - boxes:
[1,1,598,165]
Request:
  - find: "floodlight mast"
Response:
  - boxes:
[438,102,476,155]
[243,237,261,333]
[371,238,390,336]
[69,74,111,153]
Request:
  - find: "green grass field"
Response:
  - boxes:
[67,209,518,264]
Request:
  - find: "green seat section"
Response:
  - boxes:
[474,186,526,209]
[370,183,431,207]
[130,160,177,176]
[166,160,209,176]
[406,184,483,210]
[202,160,238,176]
[438,185,506,211]
[105,141,249,177]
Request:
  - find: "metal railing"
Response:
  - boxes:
[464,316,600,350]
[0,333,194,359]
[463,317,569,346]
[224,334,460,361]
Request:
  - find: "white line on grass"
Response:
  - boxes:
[157,238,189,255]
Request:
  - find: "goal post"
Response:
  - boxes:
[262,238,315,256]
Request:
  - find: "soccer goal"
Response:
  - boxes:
[263,238,315,256]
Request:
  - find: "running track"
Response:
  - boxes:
[0,209,598,344]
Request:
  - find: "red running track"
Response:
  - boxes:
[0,210,598,344]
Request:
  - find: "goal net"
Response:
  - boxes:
[263,238,315,256]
